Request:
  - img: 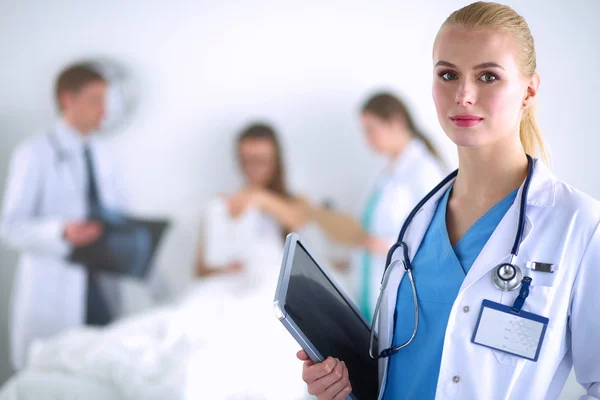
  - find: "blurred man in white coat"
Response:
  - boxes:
[0,63,131,369]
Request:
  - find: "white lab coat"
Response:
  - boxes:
[356,139,445,312]
[377,160,600,400]
[0,120,129,370]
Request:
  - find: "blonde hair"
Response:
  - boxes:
[441,1,549,163]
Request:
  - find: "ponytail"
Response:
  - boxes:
[519,104,548,163]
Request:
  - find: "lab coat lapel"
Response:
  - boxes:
[459,204,533,292]
[51,131,81,199]
[459,159,556,293]
[403,178,454,260]
[381,178,454,347]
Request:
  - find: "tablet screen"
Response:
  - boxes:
[284,242,379,399]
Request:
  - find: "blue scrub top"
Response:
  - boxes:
[383,185,518,399]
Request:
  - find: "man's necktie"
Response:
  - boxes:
[83,145,112,326]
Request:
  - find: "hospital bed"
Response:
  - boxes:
[0,206,310,400]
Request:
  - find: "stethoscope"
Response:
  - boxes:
[47,132,69,165]
[368,154,534,360]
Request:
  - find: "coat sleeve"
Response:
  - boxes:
[377,183,413,247]
[0,141,71,257]
[570,221,600,400]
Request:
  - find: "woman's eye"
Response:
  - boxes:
[440,72,457,81]
[480,73,497,83]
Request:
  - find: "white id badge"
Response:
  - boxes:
[471,300,549,361]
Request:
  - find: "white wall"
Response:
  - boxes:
[1,0,598,396]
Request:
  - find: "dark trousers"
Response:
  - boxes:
[85,275,112,326]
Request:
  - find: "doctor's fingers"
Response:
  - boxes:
[85,223,103,236]
[303,356,337,383]
[318,362,351,400]
[306,359,345,395]
[79,225,103,242]
[297,350,312,362]
[64,223,103,246]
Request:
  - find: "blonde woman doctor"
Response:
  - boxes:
[298,2,600,400]
[310,92,445,319]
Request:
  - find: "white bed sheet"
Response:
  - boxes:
[0,234,309,400]
[0,370,122,400]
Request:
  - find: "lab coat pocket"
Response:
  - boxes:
[523,284,554,314]
[492,348,524,366]
[524,268,557,287]
[492,284,552,366]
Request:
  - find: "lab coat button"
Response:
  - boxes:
[453,376,460,383]
[463,306,470,313]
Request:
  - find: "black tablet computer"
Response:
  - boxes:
[274,233,379,400]
[69,208,169,280]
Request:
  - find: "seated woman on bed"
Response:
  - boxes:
[194,122,309,279]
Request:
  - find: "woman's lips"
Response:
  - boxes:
[450,114,483,127]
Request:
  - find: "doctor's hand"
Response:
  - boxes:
[64,221,103,247]
[297,350,352,400]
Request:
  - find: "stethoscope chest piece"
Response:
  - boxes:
[492,262,523,292]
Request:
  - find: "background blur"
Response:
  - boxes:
[1,0,598,397]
